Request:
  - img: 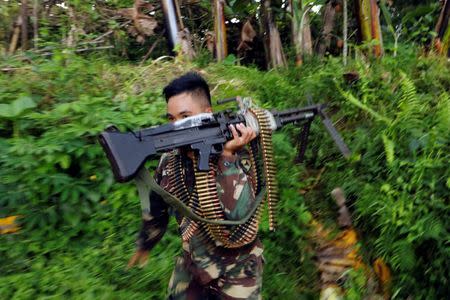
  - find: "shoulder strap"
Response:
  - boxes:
[134,166,265,226]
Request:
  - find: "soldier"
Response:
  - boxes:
[127,72,264,299]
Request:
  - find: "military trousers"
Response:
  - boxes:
[167,244,264,300]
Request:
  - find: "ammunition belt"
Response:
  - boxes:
[250,108,279,231]
[193,148,263,248]
[167,154,199,242]
[165,109,279,247]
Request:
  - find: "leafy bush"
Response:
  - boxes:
[335,70,449,298]
[0,54,317,298]
[208,53,449,298]
[1,50,449,298]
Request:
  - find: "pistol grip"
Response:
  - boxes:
[191,142,212,171]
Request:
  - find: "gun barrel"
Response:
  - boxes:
[268,103,351,158]
[272,104,324,116]
[217,97,238,105]
[277,112,315,126]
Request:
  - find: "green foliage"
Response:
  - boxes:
[0,54,171,298]
[343,268,368,300]
[0,96,36,118]
[224,0,260,19]
[397,2,440,44]
[320,57,449,298]
[1,50,449,299]
[207,52,449,298]
[205,55,449,298]
[261,132,319,298]
[0,54,318,298]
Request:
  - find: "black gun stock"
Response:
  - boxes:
[99,131,157,182]
[99,112,245,182]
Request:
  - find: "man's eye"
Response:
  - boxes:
[182,115,190,119]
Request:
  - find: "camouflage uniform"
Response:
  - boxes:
[137,149,264,300]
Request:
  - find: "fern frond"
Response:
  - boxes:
[399,72,418,110]
[374,234,395,260]
[391,240,416,272]
[395,72,423,134]
[422,216,445,240]
[382,133,395,165]
[336,83,392,124]
[435,92,450,135]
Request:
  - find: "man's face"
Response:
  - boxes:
[166,92,212,122]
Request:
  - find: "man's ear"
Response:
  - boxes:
[204,106,213,113]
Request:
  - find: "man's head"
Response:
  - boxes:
[162,72,212,122]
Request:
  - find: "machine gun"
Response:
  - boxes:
[98,97,350,183]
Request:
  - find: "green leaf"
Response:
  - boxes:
[392,240,416,271]
[58,155,71,169]
[382,133,395,165]
[222,54,237,66]
[0,96,36,118]
[299,210,312,224]
[335,83,392,124]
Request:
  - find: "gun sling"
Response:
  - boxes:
[134,166,266,226]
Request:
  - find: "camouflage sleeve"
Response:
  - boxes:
[136,155,170,251]
[216,148,256,221]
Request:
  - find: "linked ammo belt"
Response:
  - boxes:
[134,108,279,248]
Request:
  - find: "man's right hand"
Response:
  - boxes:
[127,249,149,269]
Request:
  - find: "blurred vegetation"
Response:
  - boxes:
[1,0,449,299]
[1,49,449,299]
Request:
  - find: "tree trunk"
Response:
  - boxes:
[160,0,195,60]
[174,0,184,30]
[161,0,180,53]
[21,0,29,51]
[260,0,271,68]
[433,0,450,57]
[261,0,286,69]
[355,0,383,57]
[291,1,313,66]
[290,0,301,64]
[318,1,336,57]
[67,6,79,47]
[172,0,196,60]
[343,0,348,65]
[369,0,383,57]
[177,28,196,60]
[302,14,313,55]
[213,0,227,61]
[9,16,22,54]
[357,0,371,43]
[32,0,39,49]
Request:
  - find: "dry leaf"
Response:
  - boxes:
[117,8,134,20]
[135,17,157,36]
[0,216,20,234]
[237,20,257,51]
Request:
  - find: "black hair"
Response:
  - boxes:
[162,72,211,106]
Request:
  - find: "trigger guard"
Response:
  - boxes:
[211,143,223,154]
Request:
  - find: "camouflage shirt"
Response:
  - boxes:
[136,148,263,264]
